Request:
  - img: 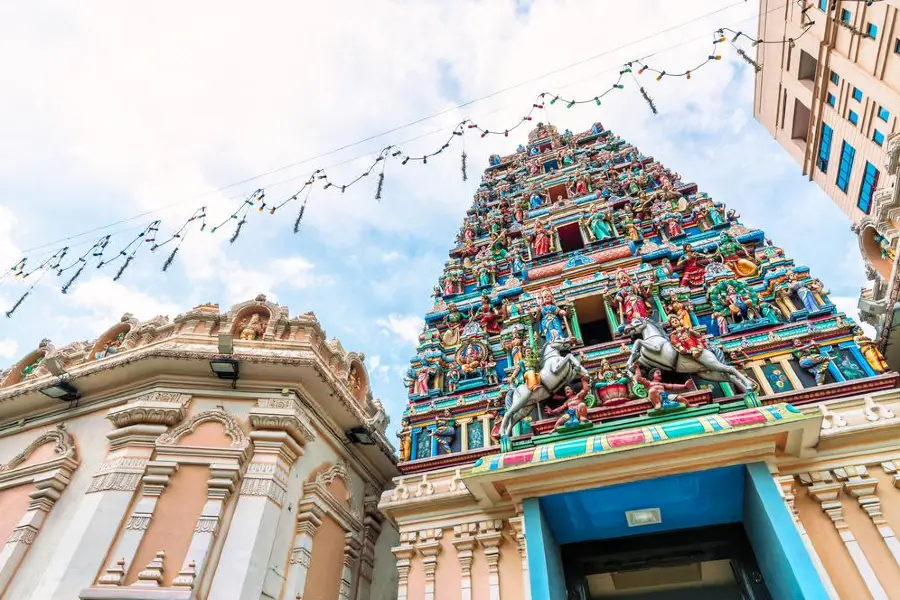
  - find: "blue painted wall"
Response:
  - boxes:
[524,498,567,600]
[539,466,744,544]
[744,463,830,600]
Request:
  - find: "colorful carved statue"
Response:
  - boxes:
[398,417,412,462]
[668,299,692,329]
[853,327,888,372]
[413,365,432,396]
[788,270,822,312]
[874,233,896,261]
[618,206,643,242]
[792,339,832,386]
[677,244,711,287]
[717,233,758,277]
[723,284,759,323]
[459,343,486,375]
[709,311,729,337]
[348,367,362,391]
[441,303,464,347]
[667,316,707,359]
[238,313,267,340]
[594,359,631,405]
[95,332,125,360]
[614,271,651,324]
[534,288,567,343]
[432,410,457,453]
[545,376,591,432]
[632,364,696,410]
[476,296,503,335]
[583,204,614,242]
[531,218,553,256]
[21,356,43,379]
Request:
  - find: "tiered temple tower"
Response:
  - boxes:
[379,121,900,599]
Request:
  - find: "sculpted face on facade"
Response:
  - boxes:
[0,295,398,599]
[378,120,900,599]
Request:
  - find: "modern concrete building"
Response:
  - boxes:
[0,295,399,600]
[754,1,900,368]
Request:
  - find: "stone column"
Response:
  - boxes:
[417,528,443,600]
[459,418,472,452]
[392,532,416,600]
[173,464,241,589]
[775,476,838,600]
[0,469,70,593]
[281,506,322,600]
[508,516,531,600]
[39,393,187,599]
[207,397,312,599]
[480,414,493,447]
[340,532,362,600]
[802,471,888,600]
[835,466,900,568]
[477,520,503,600]
[453,523,477,600]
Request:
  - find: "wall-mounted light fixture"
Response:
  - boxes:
[346,427,376,445]
[39,380,81,402]
[625,508,662,527]
[209,358,239,388]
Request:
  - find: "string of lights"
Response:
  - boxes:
[2,0,809,318]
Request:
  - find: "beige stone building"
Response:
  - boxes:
[0,295,399,599]
[755,1,900,367]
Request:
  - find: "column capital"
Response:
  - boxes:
[140,460,178,497]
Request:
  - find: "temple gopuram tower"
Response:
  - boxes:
[378,121,900,599]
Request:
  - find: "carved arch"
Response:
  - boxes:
[345,353,369,406]
[856,221,896,280]
[88,313,139,361]
[0,339,54,388]
[0,423,76,473]
[314,461,353,502]
[156,409,249,449]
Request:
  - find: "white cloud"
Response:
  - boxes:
[376,314,424,346]
[0,338,18,359]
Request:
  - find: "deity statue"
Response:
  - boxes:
[413,364,433,396]
[545,376,591,432]
[432,409,457,454]
[594,359,631,405]
[95,332,125,360]
[613,271,651,324]
[501,297,522,320]
[654,258,673,281]
[723,284,760,323]
[441,303,464,347]
[348,367,362,392]
[667,299,692,330]
[446,367,460,392]
[530,218,553,257]
[533,288,568,343]
[569,174,589,197]
[659,213,684,240]
[874,233,896,261]
[21,356,43,380]
[618,206,643,242]
[716,233,758,278]
[853,327,888,372]
[431,285,443,306]
[667,316,707,359]
[475,295,503,335]
[788,270,823,312]
[238,313,267,340]
[528,188,545,210]
[488,395,506,442]
[583,204,614,243]
[459,344,486,376]
[632,364,696,410]
[696,198,727,229]
[397,417,412,462]
[792,339,832,386]
[708,311,729,337]
[676,244,711,288]
[475,260,495,288]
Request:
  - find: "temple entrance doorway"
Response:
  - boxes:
[573,296,614,347]
[561,524,770,599]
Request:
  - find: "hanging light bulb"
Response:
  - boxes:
[550,96,559,105]
[686,71,691,80]
[656,71,666,81]
[567,100,575,108]
[639,65,648,74]
[595,97,601,105]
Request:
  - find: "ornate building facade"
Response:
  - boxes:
[379,122,900,598]
[0,295,399,599]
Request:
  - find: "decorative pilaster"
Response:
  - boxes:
[97,460,177,586]
[281,506,322,600]
[356,493,384,600]
[0,467,72,593]
[453,523,478,600]
[208,396,313,600]
[882,460,900,489]
[834,466,900,568]
[176,464,241,586]
[508,515,531,600]
[340,532,362,600]
[480,414,493,447]
[477,520,503,600]
[416,528,443,600]
[800,471,888,600]
[392,532,416,600]
[775,475,838,599]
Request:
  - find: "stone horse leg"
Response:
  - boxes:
[693,351,757,393]
[500,385,533,438]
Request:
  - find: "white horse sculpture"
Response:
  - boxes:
[622,317,757,392]
[499,337,589,437]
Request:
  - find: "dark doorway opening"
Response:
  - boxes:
[562,524,771,600]
[558,223,586,253]
[574,296,613,346]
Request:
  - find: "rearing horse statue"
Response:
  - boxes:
[622,317,757,392]
[499,337,589,437]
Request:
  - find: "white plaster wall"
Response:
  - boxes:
[1,408,114,598]
[369,520,399,600]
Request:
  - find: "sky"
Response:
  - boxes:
[0,0,871,431]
